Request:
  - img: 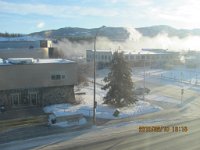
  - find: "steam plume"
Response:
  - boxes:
[53,27,200,58]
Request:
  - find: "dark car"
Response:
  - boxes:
[133,88,150,95]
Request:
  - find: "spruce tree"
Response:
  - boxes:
[102,52,137,107]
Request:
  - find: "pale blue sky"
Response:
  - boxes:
[0,0,200,33]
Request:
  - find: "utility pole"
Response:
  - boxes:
[93,32,97,125]
[180,72,184,104]
[143,55,146,101]
[93,26,105,125]
[181,88,184,104]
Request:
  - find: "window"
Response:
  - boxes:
[51,75,56,80]
[142,55,145,59]
[56,75,61,80]
[131,55,134,59]
[62,75,65,79]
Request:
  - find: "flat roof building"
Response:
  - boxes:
[0,58,77,108]
[0,40,53,59]
[86,49,179,67]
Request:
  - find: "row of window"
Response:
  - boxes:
[88,54,171,60]
[87,54,173,63]
[125,54,171,60]
[51,74,65,80]
[11,92,38,106]
[87,54,112,60]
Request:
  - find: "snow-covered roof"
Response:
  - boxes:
[37,59,74,64]
[87,49,113,53]
[87,49,175,55]
[0,58,74,65]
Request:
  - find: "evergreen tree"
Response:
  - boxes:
[102,52,137,107]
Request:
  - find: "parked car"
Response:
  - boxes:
[133,88,150,95]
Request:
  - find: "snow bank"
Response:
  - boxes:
[50,118,87,127]
[44,100,162,120]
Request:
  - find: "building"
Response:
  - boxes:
[86,49,112,63]
[123,49,178,67]
[86,49,179,67]
[86,49,113,68]
[0,40,53,59]
[0,58,77,108]
[184,51,200,68]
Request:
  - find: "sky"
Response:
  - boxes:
[0,0,200,34]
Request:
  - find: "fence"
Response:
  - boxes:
[134,71,200,87]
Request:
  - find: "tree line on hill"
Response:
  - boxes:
[0,32,23,37]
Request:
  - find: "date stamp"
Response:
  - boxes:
[139,126,188,132]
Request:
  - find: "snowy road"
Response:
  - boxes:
[38,117,200,150]
[0,111,194,150]
[1,113,198,150]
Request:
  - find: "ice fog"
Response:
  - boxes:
[53,27,200,58]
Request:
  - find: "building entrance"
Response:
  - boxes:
[28,92,38,105]
[11,93,20,106]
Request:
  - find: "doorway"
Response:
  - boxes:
[29,92,38,105]
[11,93,20,106]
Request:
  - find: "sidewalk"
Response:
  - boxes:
[0,106,45,121]
[0,118,93,144]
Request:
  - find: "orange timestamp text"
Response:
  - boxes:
[139,126,188,132]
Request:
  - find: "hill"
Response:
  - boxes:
[29,25,200,41]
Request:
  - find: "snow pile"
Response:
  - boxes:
[118,101,162,117]
[44,101,162,120]
[50,118,87,128]
[44,103,71,114]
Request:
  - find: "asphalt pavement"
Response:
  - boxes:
[37,117,200,150]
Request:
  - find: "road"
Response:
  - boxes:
[34,117,200,150]
[1,111,199,150]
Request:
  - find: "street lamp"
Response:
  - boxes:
[93,26,106,125]
[143,55,146,101]
[180,72,183,104]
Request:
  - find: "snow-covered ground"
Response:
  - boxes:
[133,67,200,119]
[133,67,200,86]
[44,82,162,120]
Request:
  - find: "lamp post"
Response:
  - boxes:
[93,26,105,125]
[180,72,184,104]
[143,56,146,101]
